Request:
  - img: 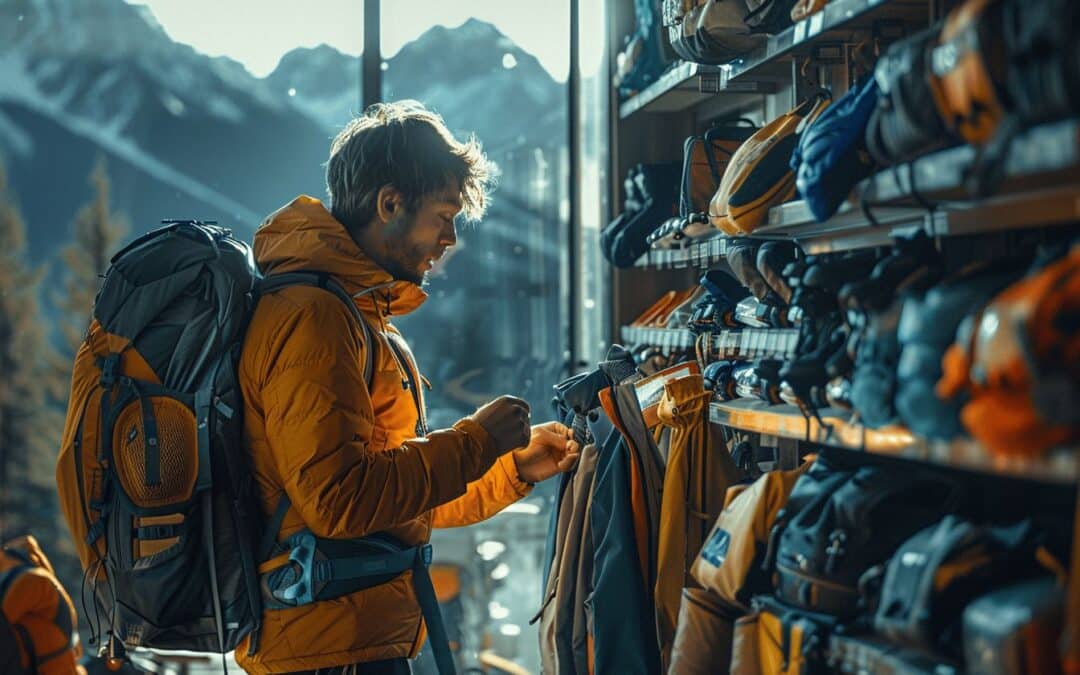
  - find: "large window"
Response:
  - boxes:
[382,5,571,671]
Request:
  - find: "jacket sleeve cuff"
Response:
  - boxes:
[452,417,499,468]
[497,452,534,498]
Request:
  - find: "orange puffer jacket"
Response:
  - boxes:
[235,196,531,673]
[0,536,85,675]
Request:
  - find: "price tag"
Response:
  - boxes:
[809,13,825,37]
[633,362,699,410]
[794,20,808,43]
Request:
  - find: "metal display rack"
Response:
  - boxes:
[632,119,1080,267]
[709,399,1078,484]
[620,326,801,359]
[619,0,925,121]
[610,0,1079,483]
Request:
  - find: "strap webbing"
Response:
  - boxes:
[134,385,161,487]
[259,495,293,561]
[261,535,456,674]
[410,549,456,675]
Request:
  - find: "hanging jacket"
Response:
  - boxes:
[550,440,602,674]
[588,377,668,674]
[590,386,662,674]
[654,374,741,669]
[538,466,576,675]
[236,196,531,673]
[573,412,615,675]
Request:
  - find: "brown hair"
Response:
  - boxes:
[326,100,494,231]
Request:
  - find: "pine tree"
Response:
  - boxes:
[0,156,56,542]
[53,157,128,362]
[42,158,130,611]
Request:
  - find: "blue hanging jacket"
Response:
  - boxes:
[589,422,661,674]
[793,78,880,222]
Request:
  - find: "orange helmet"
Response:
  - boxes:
[938,241,1080,458]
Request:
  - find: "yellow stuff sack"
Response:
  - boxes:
[709,93,830,235]
[732,596,836,675]
[690,461,812,610]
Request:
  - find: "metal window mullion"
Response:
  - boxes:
[362,0,381,109]
[568,0,582,370]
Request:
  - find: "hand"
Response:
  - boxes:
[512,421,582,485]
[471,395,532,455]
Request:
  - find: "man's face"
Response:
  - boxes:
[379,185,461,285]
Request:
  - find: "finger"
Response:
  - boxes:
[533,426,571,446]
[540,421,571,436]
[504,395,530,409]
[557,452,581,471]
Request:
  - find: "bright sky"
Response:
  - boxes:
[128,1,570,81]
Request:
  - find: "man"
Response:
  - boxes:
[236,100,579,675]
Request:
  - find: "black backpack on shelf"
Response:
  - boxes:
[875,516,1048,658]
[772,458,963,619]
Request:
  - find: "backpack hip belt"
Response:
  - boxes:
[258,497,456,675]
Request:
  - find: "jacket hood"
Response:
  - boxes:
[253,195,427,317]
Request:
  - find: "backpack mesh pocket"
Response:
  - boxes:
[113,396,198,509]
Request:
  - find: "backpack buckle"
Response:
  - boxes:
[99,353,122,388]
[825,530,848,575]
[272,533,318,607]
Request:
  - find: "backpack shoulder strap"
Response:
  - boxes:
[256,272,375,390]
[254,272,379,567]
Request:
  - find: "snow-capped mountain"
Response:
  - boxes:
[0,0,564,262]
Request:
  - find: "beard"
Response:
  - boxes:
[381,241,433,286]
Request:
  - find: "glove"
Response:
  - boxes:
[471,395,532,454]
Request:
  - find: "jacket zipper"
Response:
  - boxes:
[385,334,428,437]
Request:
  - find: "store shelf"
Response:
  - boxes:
[619,61,777,119]
[631,119,1080,267]
[755,119,1080,253]
[709,398,1078,483]
[703,328,801,360]
[724,0,924,84]
[634,233,730,269]
[620,326,801,360]
[620,326,695,352]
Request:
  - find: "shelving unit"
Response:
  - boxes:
[634,233,730,269]
[619,62,777,119]
[620,326,695,352]
[618,0,926,122]
[600,0,1080,669]
[709,398,1078,484]
[723,0,926,84]
[620,326,801,359]
[631,118,1080,268]
[608,0,1079,483]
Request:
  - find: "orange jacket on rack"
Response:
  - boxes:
[235,196,531,673]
